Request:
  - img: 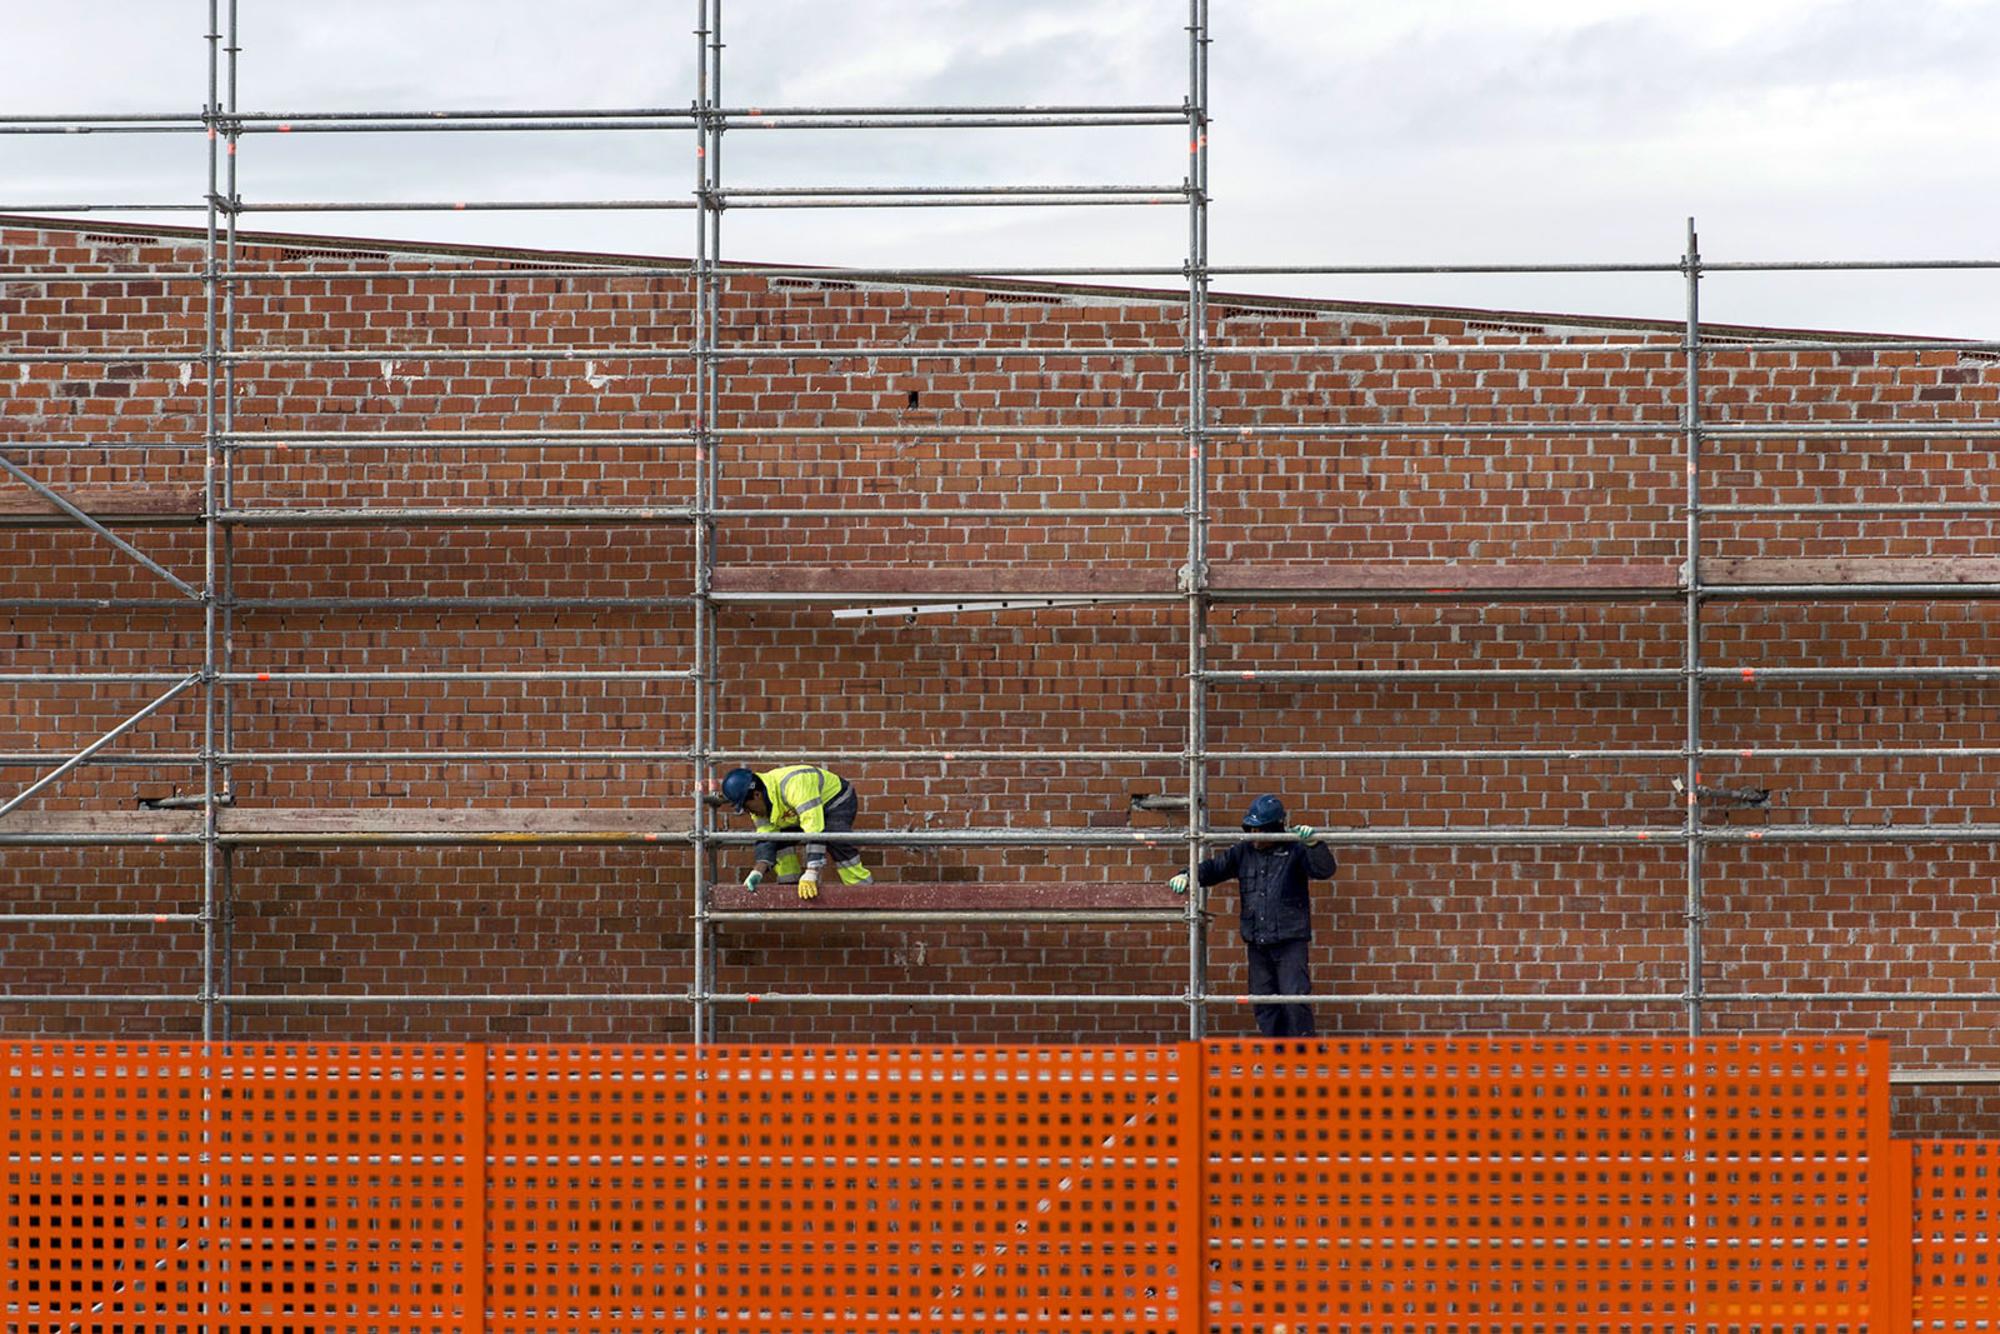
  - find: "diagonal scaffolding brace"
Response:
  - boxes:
[0,453,202,600]
[0,673,202,822]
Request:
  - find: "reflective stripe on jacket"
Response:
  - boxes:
[753,764,847,839]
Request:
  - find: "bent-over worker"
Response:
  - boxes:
[1168,794,1334,1038]
[720,764,874,900]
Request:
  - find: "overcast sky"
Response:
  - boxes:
[6,0,2000,335]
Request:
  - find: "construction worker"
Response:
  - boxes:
[1168,794,1333,1038]
[720,764,874,900]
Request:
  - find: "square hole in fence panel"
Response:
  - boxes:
[208,1043,480,1334]
[483,1044,701,1334]
[2,1041,214,1332]
[1201,1038,1696,1334]
[1911,1139,2000,1330]
[1691,1037,1882,1333]
[696,1044,1193,1334]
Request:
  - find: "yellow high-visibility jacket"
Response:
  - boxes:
[753,764,847,839]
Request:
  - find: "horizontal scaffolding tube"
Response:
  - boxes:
[707,102,1187,115]
[1214,666,2000,685]
[717,115,1185,130]
[0,350,696,370]
[711,506,1183,519]
[8,986,2000,1008]
[224,429,697,443]
[11,741,2000,767]
[0,913,202,924]
[0,670,699,684]
[708,910,1187,924]
[717,184,1187,198]
[0,203,207,213]
[1706,503,2000,516]
[1707,422,2000,438]
[725,197,1184,212]
[1211,667,1681,684]
[708,590,1184,604]
[220,669,700,683]
[0,595,698,613]
[8,825,2000,850]
[216,506,696,525]
[700,992,1188,1005]
[235,121,692,134]
[1211,992,1683,1005]
[1702,583,2000,598]
[234,199,699,213]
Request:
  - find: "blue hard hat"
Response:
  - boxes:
[720,768,762,812]
[1242,794,1287,830]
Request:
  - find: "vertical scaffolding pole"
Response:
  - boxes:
[199,0,223,1040]
[1681,219,1705,1037]
[690,0,715,1044]
[216,0,241,1039]
[1183,0,1211,1040]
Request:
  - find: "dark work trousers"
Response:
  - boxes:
[1246,937,1316,1038]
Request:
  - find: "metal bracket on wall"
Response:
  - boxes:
[829,598,1101,621]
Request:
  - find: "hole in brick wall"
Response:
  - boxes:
[274,247,390,263]
[1464,319,1549,337]
[1215,304,1306,322]
[980,291,1062,305]
[772,277,856,293]
[907,389,920,409]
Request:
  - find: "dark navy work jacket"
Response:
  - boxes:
[1196,840,1337,945]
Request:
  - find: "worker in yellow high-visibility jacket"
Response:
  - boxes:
[719,764,874,900]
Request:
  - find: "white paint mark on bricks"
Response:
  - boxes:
[583,361,612,390]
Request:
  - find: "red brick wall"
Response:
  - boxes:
[6,220,2000,1134]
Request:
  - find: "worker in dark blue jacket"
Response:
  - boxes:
[1168,794,1335,1038]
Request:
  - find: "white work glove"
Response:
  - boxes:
[1292,825,1319,844]
[797,869,820,900]
[742,868,764,892]
[1168,873,1190,896]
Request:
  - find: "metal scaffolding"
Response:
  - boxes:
[4,2,2000,1066]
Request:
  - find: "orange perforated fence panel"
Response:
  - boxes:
[484,1044,701,1331]
[1201,1037,1891,1334]
[0,1035,1935,1334]
[3,1042,483,1333]
[1910,1139,2000,1330]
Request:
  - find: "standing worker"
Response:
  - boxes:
[1168,794,1334,1038]
[720,764,874,900]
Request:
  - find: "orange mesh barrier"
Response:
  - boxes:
[1693,1039,1885,1332]
[2,1037,1917,1333]
[1200,1037,1888,1334]
[3,1042,210,1332]
[687,1044,1199,1332]
[484,1044,701,1331]
[1911,1139,2000,1330]
[3,1041,482,1333]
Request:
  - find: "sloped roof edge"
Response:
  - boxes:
[0,212,1928,344]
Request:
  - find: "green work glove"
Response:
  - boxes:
[1168,873,1190,896]
[1292,825,1318,844]
[743,868,764,892]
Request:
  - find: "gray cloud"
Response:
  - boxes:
[5,1,2000,333]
